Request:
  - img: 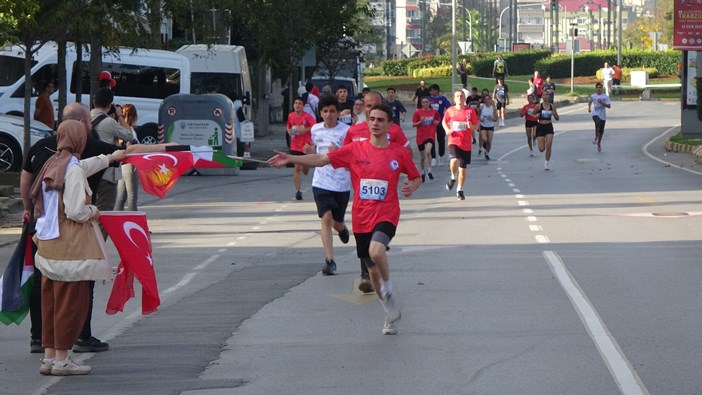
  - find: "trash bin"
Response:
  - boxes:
[158,93,240,175]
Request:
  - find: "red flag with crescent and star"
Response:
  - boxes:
[124,152,194,198]
[99,211,160,315]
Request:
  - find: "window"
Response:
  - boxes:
[190,72,244,101]
[0,56,34,87]
[70,61,181,99]
[11,63,57,98]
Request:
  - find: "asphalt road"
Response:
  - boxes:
[1,100,701,395]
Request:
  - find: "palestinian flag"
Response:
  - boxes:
[0,222,35,325]
[189,146,243,168]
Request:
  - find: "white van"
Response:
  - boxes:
[176,44,254,166]
[0,41,190,143]
[176,44,252,119]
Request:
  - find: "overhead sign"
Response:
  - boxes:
[674,1,702,50]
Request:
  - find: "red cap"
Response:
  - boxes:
[98,71,116,89]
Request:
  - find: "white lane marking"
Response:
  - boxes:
[252,226,261,230]
[237,236,246,240]
[275,208,283,212]
[508,183,516,187]
[535,235,550,243]
[217,248,226,253]
[515,194,524,198]
[523,208,533,214]
[527,216,538,222]
[227,242,237,246]
[518,200,529,206]
[642,125,702,176]
[543,251,649,395]
[513,188,521,193]
[529,225,542,231]
[167,255,221,290]
[505,179,512,182]
[501,174,507,178]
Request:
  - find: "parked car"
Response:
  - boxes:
[0,114,54,172]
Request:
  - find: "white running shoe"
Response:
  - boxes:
[544,160,550,171]
[51,356,91,376]
[431,158,437,166]
[382,292,401,324]
[382,319,398,335]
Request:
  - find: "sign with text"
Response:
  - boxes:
[674,1,702,50]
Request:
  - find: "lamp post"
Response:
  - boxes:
[451,0,457,89]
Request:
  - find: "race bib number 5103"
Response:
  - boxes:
[359,179,388,201]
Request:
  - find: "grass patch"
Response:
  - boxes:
[669,133,702,146]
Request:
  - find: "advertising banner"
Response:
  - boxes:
[674,1,702,50]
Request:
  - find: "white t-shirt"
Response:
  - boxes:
[303,93,319,118]
[311,122,351,192]
[479,104,495,128]
[590,93,610,120]
[602,67,614,82]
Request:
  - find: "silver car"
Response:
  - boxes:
[0,114,54,173]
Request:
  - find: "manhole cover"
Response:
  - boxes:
[651,212,689,217]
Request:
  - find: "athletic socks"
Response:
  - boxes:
[381,281,393,298]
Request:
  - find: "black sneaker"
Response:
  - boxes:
[421,173,426,183]
[295,190,302,200]
[338,227,350,244]
[30,338,43,354]
[457,191,465,200]
[445,178,455,191]
[73,336,109,353]
[322,259,337,275]
[427,171,434,180]
[485,153,490,160]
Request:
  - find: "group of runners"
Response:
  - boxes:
[271,80,611,334]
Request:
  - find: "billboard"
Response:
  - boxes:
[674,1,702,50]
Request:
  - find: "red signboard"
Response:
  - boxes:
[674,1,702,50]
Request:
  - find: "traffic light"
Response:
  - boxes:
[551,0,557,11]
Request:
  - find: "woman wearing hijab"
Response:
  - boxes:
[31,120,125,376]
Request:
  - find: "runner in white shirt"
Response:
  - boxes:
[588,82,611,153]
[601,62,614,96]
[307,94,351,276]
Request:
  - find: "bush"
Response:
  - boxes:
[412,66,453,78]
[535,50,680,79]
[471,50,552,77]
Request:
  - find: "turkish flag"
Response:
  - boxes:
[99,211,160,315]
[124,152,194,198]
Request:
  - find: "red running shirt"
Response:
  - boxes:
[327,140,421,233]
[413,108,440,145]
[443,106,478,151]
[343,122,409,147]
[521,103,539,122]
[286,111,316,152]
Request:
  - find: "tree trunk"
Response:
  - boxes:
[256,60,269,137]
[75,41,83,103]
[57,40,67,124]
[22,43,33,161]
[90,37,102,100]
[149,0,162,49]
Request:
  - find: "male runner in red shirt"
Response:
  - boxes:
[269,103,422,335]
[442,90,479,200]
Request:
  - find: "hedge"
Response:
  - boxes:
[534,50,681,79]
[380,49,681,79]
[470,50,552,77]
[412,66,453,78]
